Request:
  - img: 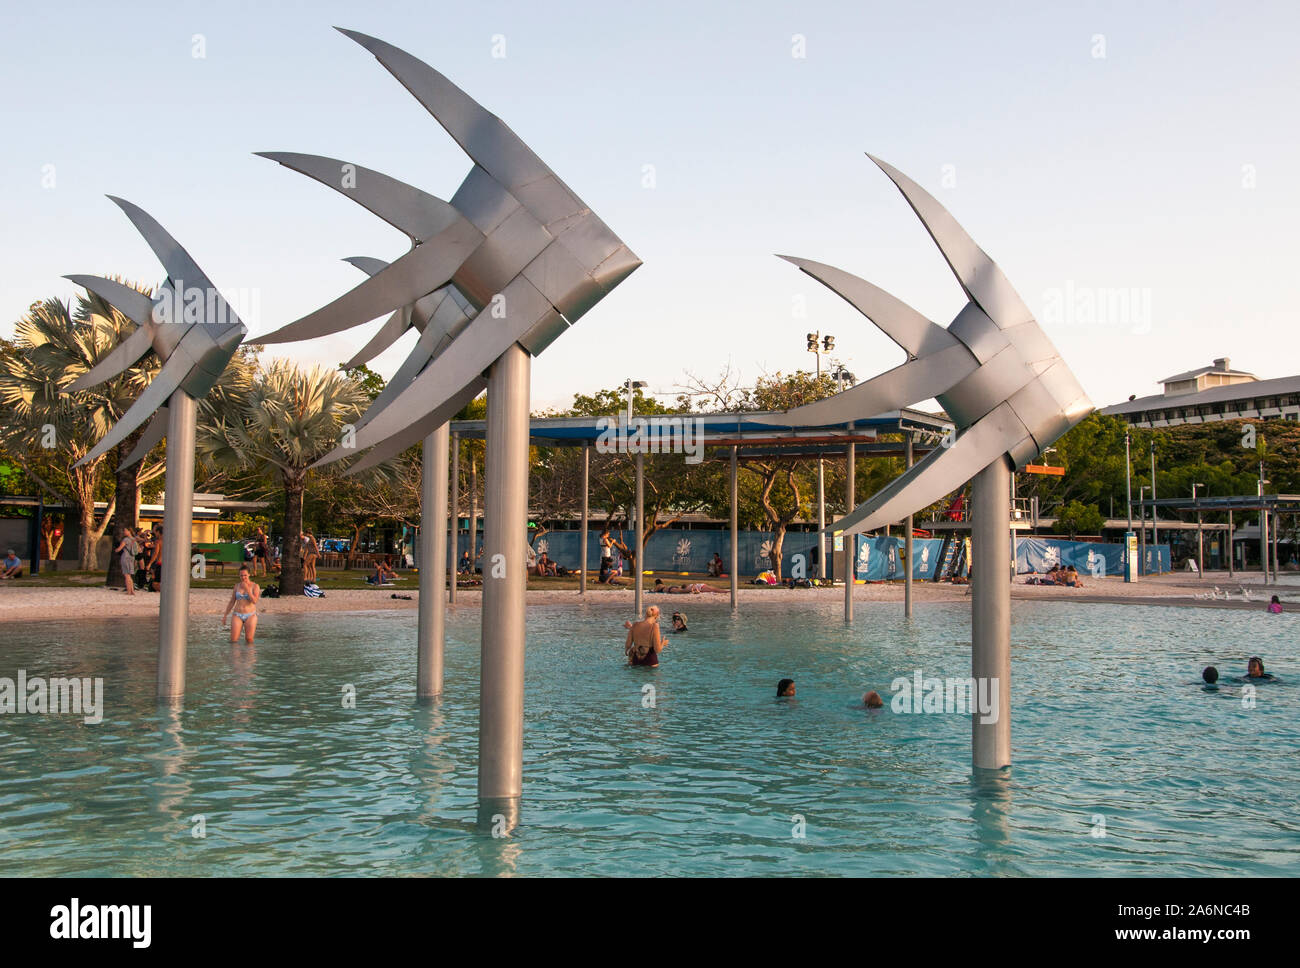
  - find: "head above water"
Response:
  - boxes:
[1247,657,1266,677]
[777,678,796,697]
[863,690,884,708]
[1271,595,1280,604]
[1202,666,1219,684]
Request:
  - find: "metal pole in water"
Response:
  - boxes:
[817,459,826,580]
[730,446,738,610]
[449,430,459,605]
[418,424,448,699]
[634,450,644,618]
[157,392,197,701]
[904,434,914,619]
[478,344,530,832]
[845,439,855,623]
[971,457,1012,771]
[579,444,589,596]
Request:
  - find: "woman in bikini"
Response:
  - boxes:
[222,564,261,644]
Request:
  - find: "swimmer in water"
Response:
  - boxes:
[624,605,663,667]
[222,564,261,644]
[1268,595,1283,614]
[1202,666,1219,690]
[671,611,688,632]
[1245,656,1275,680]
[777,678,796,697]
[863,690,884,708]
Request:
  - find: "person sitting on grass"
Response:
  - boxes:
[370,556,398,585]
[536,551,558,577]
[1,549,23,579]
[707,553,725,577]
[1061,565,1083,588]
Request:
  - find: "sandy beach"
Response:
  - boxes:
[1,571,1295,624]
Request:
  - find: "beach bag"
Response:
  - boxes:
[303,583,325,598]
[264,583,280,598]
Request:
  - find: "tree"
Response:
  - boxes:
[198,359,372,596]
[1054,500,1105,538]
[0,296,157,568]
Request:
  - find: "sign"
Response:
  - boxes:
[1024,464,1064,476]
[1124,531,1138,582]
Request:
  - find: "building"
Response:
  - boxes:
[1102,357,1300,428]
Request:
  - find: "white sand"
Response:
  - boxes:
[1,571,1295,624]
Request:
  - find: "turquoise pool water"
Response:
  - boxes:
[0,600,1296,876]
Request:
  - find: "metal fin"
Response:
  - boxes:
[74,349,189,467]
[64,275,156,329]
[335,378,488,474]
[255,152,465,244]
[777,255,956,359]
[771,343,978,427]
[354,322,443,430]
[65,317,155,392]
[832,401,1031,536]
[253,219,483,344]
[120,407,169,469]
[866,155,1033,329]
[336,28,550,192]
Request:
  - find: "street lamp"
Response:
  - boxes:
[1258,462,1271,583]
[804,334,834,580]
[1192,482,1205,577]
[1138,485,1147,574]
[626,377,647,617]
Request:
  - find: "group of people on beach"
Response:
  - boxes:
[1025,564,1084,587]
[111,527,163,595]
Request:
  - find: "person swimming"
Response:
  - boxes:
[1268,595,1283,614]
[777,678,796,697]
[671,611,688,632]
[1202,666,1219,684]
[1245,657,1275,680]
[863,690,884,708]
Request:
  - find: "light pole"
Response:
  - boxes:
[1258,462,1270,583]
[1192,482,1205,577]
[1138,485,1147,575]
[808,333,835,580]
[626,378,647,618]
[1149,439,1158,555]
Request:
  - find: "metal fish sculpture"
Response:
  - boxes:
[253,28,640,469]
[65,197,247,467]
[771,155,1092,536]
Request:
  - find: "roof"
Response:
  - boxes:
[1159,364,1256,383]
[448,406,952,447]
[1101,372,1300,417]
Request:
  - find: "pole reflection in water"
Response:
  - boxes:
[410,701,456,828]
[147,703,192,830]
[968,768,1016,874]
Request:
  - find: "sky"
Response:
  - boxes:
[2,0,1297,415]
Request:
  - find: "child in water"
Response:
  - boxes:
[1268,595,1283,614]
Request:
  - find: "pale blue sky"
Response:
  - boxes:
[2,0,1296,413]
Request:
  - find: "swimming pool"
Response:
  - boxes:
[0,599,1295,876]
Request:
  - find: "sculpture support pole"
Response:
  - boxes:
[634,451,644,618]
[1260,509,1268,583]
[1227,509,1234,578]
[845,441,855,623]
[730,446,738,610]
[904,434,914,619]
[579,445,589,595]
[157,392,197,700]
[817,459,826,580]
[449,431,459,605]
[972,457,1012,770]
[418,424,448,699]
[478,343,530,831]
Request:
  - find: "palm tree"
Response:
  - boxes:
[0,294,157,569]
[198,359,372,596]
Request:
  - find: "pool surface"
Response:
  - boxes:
[0,600,1295,876]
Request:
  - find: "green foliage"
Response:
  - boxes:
[1053,500,1105,538]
